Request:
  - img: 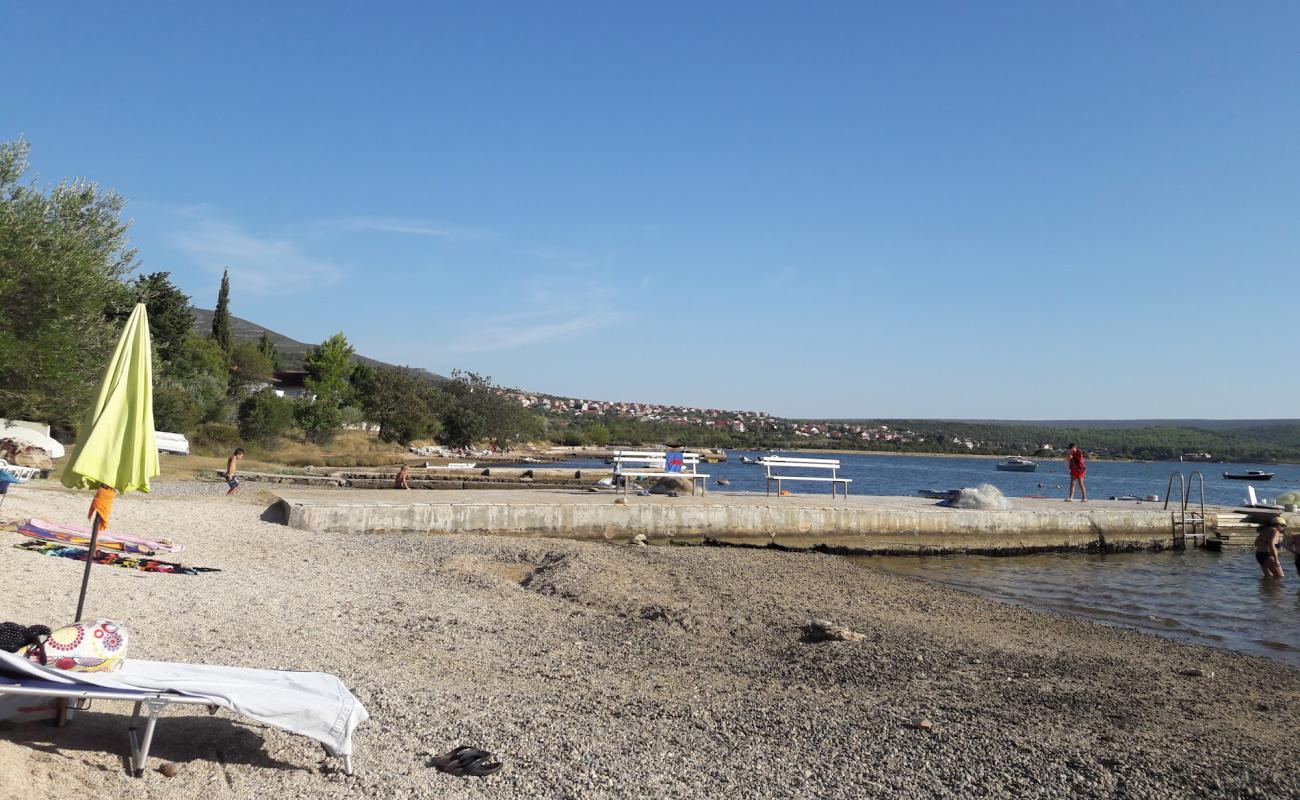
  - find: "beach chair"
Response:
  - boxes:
[0,649,368,777]
[0,459,39,511]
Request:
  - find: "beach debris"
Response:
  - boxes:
[906,717,933,731]
[946,484,1011,510]
[157,761,179,778]
[1176,667,1215,678]
[805,618,866,642]
[630,533,647,547]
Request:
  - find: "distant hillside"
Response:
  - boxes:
[824,418,1300,432]
[190,307,446,381]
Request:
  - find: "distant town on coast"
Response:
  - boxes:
[189,302,1300,465]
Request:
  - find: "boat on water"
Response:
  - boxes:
[1224,470,1274,481]
[995,457,1038,472]
[740,456,760,464]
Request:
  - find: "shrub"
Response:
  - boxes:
[295,399,343,444]
[192,422,242,451]
[238,391,296,443]
[153,384,203,433]
[586,424,611,446]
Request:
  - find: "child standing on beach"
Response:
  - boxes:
[1065,444,1087,502]
[1254,520,1285,579]
[225,448,245,496]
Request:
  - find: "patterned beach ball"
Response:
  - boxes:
[25,619,129,672]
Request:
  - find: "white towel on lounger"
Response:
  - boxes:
[0,650,368,756]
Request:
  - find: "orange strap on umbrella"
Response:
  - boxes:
[88,485,116,528]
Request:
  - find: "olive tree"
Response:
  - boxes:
[0,139,136,427]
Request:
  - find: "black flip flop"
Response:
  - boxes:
[431,746,487,772]
[431,746,502,777]
[460,753,503,777]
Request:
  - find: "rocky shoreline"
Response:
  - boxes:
[1,486,1297,798]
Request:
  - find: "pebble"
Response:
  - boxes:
[1177,668,1215,678]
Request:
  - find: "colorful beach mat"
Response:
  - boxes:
[15,541,219,575]
[18,518,184,555]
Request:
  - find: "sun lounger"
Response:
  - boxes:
[0,649,368,777]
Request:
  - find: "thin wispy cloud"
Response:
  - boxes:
[169,208,343,294]
[438,280,625,355]
[452,310,620,353]
[325,216,496,241]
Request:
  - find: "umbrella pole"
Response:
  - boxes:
[73,513,102,621]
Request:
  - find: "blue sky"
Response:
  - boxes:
[4,2,1298,419]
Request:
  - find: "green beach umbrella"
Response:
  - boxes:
[62,302,160,619]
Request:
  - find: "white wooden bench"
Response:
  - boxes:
[760,456,852,498]
[612,450,710,496]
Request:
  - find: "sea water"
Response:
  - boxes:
[548,450,1299,507]
[857,549,1300,667]
[532,451,1300,663]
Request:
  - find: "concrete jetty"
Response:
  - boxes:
[272,489,1210,553]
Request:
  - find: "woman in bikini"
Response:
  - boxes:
[1253,519,1286,579]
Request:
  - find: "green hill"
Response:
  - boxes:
[189,307,445,381]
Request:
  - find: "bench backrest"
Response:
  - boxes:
[613,451,702,473]
[760,456,841,476]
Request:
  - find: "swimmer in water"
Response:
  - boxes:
[1254,519,1286,579]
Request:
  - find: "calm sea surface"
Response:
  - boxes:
[534,451,1300,665]
[550,450,1300,507]
[857,550,1300,667]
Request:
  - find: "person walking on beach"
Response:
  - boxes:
[1065,444,1087,502]
[395,464,411,490]
[1254,519,1286,579]
[225,448,245,496]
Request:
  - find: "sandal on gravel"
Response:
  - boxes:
[431,746,487,772]
[432,746,503,777]
[459,753,503,777]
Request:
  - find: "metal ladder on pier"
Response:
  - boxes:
[1163,471,1207,549]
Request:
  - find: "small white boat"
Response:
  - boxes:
[995,457,1038,472]
[427,462,477,470]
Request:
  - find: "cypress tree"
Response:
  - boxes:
[257,332,281,372]
[211,268,232,353]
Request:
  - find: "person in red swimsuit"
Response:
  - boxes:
[1066,443,1087,502]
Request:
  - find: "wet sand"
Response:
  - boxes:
[2,483,1298,798]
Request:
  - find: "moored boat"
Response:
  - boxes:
[1223,470,1274,481]
[995,457,1037,472]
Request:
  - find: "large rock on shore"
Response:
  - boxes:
[649,476,693,495]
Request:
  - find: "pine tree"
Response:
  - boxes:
[211,268,232,353]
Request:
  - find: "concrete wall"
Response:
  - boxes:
[280,496,1179,553]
